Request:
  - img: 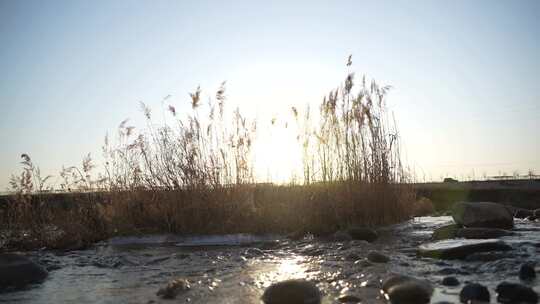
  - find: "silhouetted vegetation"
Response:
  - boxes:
[1,59,415,250]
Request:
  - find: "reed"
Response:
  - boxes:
[1,58,415,250]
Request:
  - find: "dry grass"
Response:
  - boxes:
[1,57,416,250]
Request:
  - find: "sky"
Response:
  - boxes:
[1,0,539,189]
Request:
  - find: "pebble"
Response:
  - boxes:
[337,294,362,303]
[441,276,459,286]
[459,283,490,303]
[262,279,321,304]
[382,275,433,304]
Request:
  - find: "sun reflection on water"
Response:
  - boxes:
[253,255,315,289]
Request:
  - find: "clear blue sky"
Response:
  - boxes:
[1,0,539,189]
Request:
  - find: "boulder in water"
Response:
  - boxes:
[382,274,433,304]
[156,278,190,299]
[0,253,48,289]
[262,279,321,304]
[441,276,459,286]
[456,227,513,239]
[418,239,512,260]
[337,294,362,303]
[459,283,490,303]
[512,207,534,219]
[452,202,513,229]
[347,227,378,242]
[495,282,538,304]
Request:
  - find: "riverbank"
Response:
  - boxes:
[415,179,540,211]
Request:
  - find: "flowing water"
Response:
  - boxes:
[1,216,539,303]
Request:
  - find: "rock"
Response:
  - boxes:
[332,231,353,242]
[245,248,264,257]
[459,283,490,303]
[354,259,373,267]
[156,278,190,299]
[367,251,389,263]
[382,275,433,304]
[337,294,362,303]
[456,227,513,239]
[512,208,534,219]
[464,251,513,262]
[441,276,460,286]
[452,202,513,229]
[0,253,48,289]
[519,263,537,281]
[432,224,460,240]
[287,230,307,241]
[495,282,538,304]
[418,239,512,260]
[262,279,321,304]
[347,227,377,242]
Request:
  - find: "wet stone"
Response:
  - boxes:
[441,276,459,286]
[513,208,534,219]
[333,231,353,242]
[519,262,537,281]
[495,282,538,304]
[382,275,433,304]
[456,227,513,239]
[452,202,513,229]
[244,248,264,257]
[262,279,321,304]
[465,251,514,262]
[367,251,390,263]
[354,259,372,267]
[459,283,490,304]
[156,278,190,299]
[418,239,512,260]
[337,294,362,303]
[347,227,378,242]
[0,253,48,289]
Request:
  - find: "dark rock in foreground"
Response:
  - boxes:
[0,253,48,289]
[418,239,512,260]
[156,278,190,299]
[347,227,378,242]
[337,294,362,303]
[452,202,513,229]
[459,283,490,303]
[456,227,513,239]
[519,262,537,281]
[367,251,389,263]
[496,282,538,304]
[262,279,321,304]
[512,207,535,219]
[441,276,460,286]
[382,275,433,304]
